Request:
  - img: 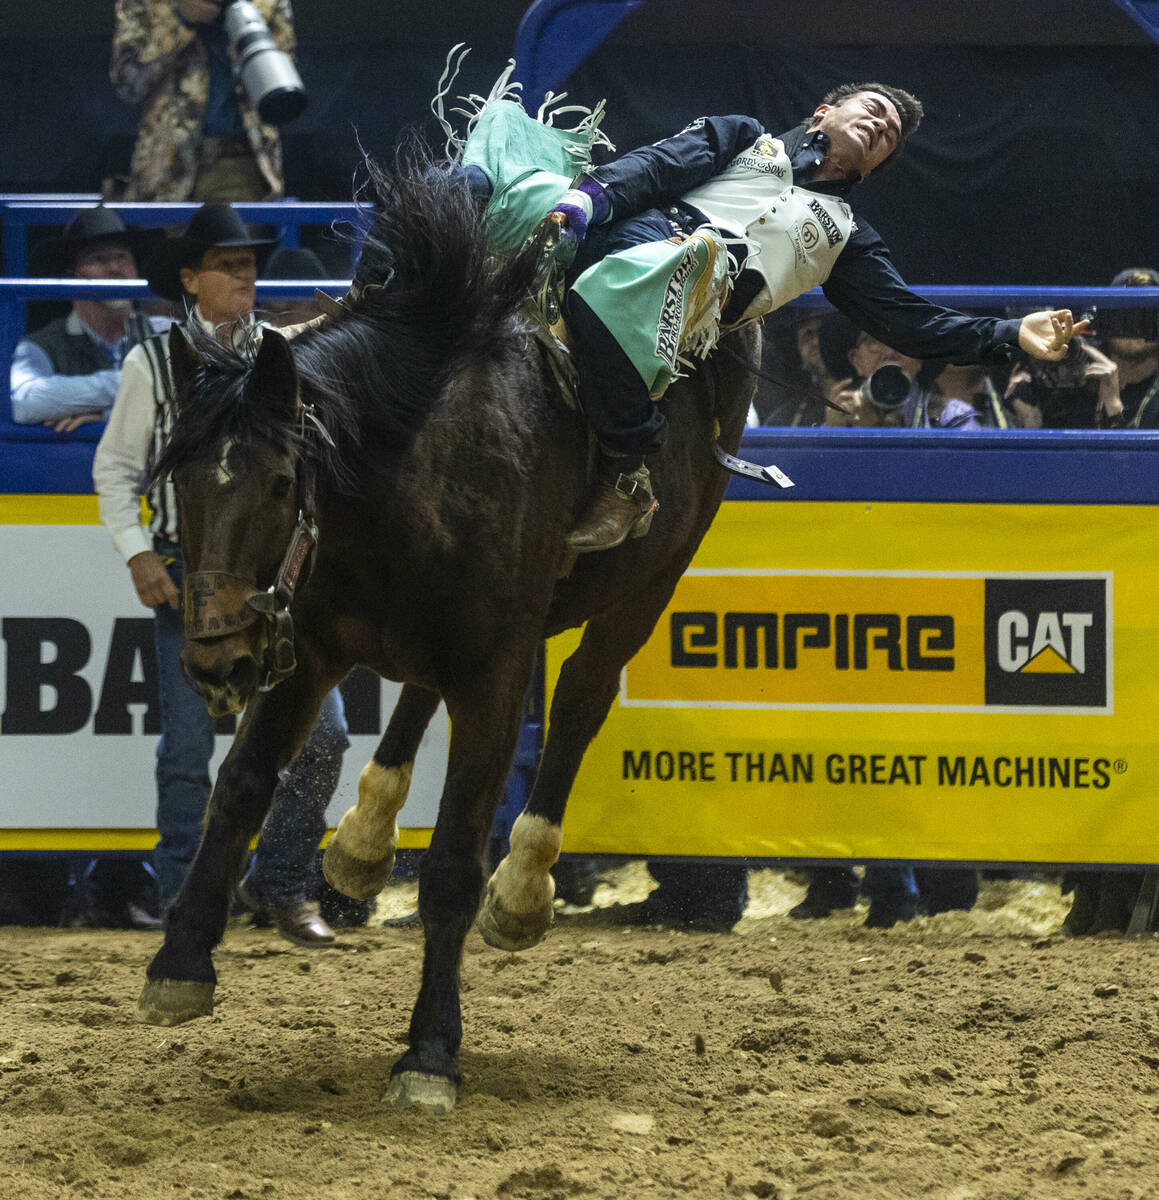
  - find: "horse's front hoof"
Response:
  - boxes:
[135,979,216,1026]
[476,890,554,952]
[322,839,395,901]
[384,1071,457,1115]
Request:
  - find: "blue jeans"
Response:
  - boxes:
[244,687,349,907]
[803,866,920,911]
[152,544,349,909]
[863,865,919,912]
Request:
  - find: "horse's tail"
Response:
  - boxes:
[354,146,543,374]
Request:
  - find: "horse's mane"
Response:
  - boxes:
[154,145,545,491]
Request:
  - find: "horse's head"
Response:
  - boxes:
[163,324,314,717]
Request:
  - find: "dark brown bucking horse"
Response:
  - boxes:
[138,156,760,1113]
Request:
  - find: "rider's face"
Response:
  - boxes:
[811,91,903,180]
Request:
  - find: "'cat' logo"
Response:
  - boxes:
[983,578,1108,709]
[996,610,1092,674]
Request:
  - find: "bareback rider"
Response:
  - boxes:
[546,84,1087,551]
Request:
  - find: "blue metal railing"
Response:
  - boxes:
[4,194,1159,483]
[0,198,371,452]
[2,200,365,275]
[0,198,368,343]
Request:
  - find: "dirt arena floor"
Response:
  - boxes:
[2,869,1158,1200]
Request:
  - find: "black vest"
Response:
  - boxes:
[26,316,116,375]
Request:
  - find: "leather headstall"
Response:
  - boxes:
[183,405,324,693]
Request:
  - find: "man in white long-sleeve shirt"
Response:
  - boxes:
[94,203,346,946]
[10,207,167,432]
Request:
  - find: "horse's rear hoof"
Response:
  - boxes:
[135,979,215,1026]
[322,839,395,901]
[384,1071,457,1115]
[476,894,554,952]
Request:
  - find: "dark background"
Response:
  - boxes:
[1,1,1157,284]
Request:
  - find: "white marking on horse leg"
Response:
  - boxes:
[489,813,562,916]
[332,760,413,863]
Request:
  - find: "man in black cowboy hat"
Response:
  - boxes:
[144,200,278,311]
[97,204,277,620]
[10,207,167,431]
[94,203,348,947]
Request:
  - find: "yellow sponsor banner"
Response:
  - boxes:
[0,827,435,852]
[630,574,987,707]
[551,501,1159,865]
[0,493,99,524]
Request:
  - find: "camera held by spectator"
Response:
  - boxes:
[856,363,912,417]
[221,0,306,124]
[820,317,932,428]
[1005,322,1124,429]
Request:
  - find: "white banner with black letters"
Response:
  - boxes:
[0,523,447,838]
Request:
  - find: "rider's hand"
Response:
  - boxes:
[549,177,610,242]
[551,190,594,240]
[129,551,180,610]
[1018,309,1093,362]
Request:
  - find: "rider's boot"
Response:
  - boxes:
[565,453,658,554]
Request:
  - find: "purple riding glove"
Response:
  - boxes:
[550,177,610,241]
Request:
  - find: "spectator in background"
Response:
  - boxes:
[1010,268,1159,433]
[3,212,168,928]
[753,313,842,426]
[93,203,344,947]
[927,361,1021,428]
[110,0,294,201]
[260,246,327,328]
[1062,870,1157,936]
[1103,267,1159,429]
[821,316,980,430]
[1004,321,1124,430]
[10,208,167,431]
[790,865,921,928]
[608,860,749,933]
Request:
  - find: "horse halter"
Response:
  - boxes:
[182,409,325,693]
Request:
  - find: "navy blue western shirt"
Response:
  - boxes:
[587,116,1022,364]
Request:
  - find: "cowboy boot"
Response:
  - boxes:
[565,455,659,554]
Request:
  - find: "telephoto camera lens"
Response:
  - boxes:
[859,364,912,412]
[223,0,307,125]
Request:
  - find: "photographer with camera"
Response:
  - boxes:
[1003,335,1124,430]
[820,315,984,430]
[1102,267,1159,429]
[111,0,303,202]
[1000,274,1158,431]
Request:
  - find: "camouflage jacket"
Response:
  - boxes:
[111,0,294,200]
